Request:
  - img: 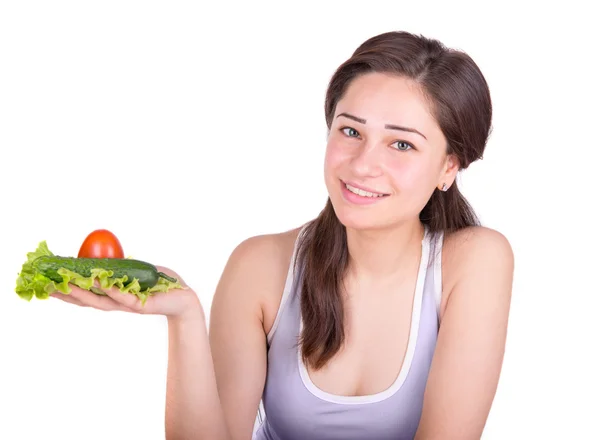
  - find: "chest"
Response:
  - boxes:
[304,285,419,397]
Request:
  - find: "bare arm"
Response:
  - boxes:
[166,236,283,440]
[414,227,514,439]
[209,234,290,439]
[164,234,284,440]
[163,232,288,440]
[166,311,231,440]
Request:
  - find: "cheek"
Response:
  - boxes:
[387,157,434,190]
[324,140,347,174]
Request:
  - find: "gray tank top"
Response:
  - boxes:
[253,225,443,440]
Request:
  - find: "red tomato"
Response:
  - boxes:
[78,229,125,259]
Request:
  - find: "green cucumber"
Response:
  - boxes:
[32,256,177,291]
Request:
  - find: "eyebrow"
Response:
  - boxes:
[336,112,427,140]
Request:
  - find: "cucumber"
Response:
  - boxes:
[32,256,177,291]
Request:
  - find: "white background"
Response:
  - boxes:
[1,1,598,439]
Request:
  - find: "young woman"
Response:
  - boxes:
[52,30,514,439]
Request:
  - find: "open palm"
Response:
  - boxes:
[50,266,201,318]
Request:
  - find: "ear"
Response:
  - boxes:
[438,154,460,190]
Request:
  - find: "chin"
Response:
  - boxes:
[328,196,388,232]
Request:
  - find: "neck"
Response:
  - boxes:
[345,219,425,283]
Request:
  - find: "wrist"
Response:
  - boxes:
[168,299,206,326]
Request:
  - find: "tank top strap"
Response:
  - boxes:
[266,222,308,346]
[427,226,444,321]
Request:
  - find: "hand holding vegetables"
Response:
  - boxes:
[49,264,201,318]
[15,230,202,319]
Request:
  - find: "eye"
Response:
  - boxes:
[341,127,360,138]
[392,141,414,151]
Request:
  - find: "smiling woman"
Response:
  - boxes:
[47,29,513,440]
[249,31,513,440]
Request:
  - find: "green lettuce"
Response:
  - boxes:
[15,241,183,306]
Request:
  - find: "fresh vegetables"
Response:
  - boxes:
[34,255,177,291]
[78,229,124,259]
[15,241,183,305]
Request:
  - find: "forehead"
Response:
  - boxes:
[335,72,439,133]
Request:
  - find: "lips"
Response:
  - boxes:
[341,180,390,197]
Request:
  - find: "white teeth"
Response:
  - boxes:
[345,183,385,198]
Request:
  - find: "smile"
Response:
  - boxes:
[340,180,390,205]
[344,182,388,198]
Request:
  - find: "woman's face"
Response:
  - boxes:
[324,72,458,231]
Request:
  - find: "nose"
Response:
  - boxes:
[348,141,384,178]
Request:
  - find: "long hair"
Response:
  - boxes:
[295,31,493,370]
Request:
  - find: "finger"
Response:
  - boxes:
[100,284,190,315]
[101,286,148,313]
[50,292,88,307]
[66,285,135,313]
[155,266,188,288]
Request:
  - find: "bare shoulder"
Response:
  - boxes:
[230,226,301,262]
[211,225,304,334]
[444,225,513,266]
[439,226,514,319]
[415,227,514,438]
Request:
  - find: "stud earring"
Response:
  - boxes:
[441,183,448,192]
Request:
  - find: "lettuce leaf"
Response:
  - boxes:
[15,241,183,306]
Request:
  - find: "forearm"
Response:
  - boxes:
[165,310,230,440]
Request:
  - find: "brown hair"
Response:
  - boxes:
[295,31,493,370]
